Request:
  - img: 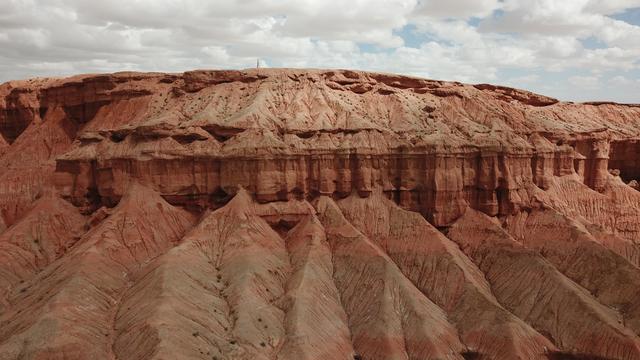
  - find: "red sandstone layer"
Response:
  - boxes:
[0,69,639,359]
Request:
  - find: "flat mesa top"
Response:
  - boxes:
[3,69,640,151]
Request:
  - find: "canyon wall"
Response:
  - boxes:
[3,69,633,226]
[1,69,640,359]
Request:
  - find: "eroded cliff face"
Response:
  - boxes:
[3,69,633,227]
[1,69,640,360]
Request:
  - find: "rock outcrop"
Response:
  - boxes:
[20,69,634,225]
[0,69,640,359]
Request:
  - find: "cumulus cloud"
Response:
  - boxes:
[0,0,638,102]
[414,0,502,19]
[568,75,601,89]
[585,0,640,15]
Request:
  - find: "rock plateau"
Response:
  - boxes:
[0,68,639,359]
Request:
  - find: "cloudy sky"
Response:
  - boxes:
[1,0,639,102]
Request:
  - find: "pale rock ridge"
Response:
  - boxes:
[277,214,354,360]
[450,208,640,359]
[336,191,554,359]
[315,196,465,360]
[505,207,640,339]
[0,194,85,311]
[543,175,640,266]
[0,183,195,359]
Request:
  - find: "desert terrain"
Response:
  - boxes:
[0,69,639,359]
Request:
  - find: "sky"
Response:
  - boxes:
[0,0,639,103]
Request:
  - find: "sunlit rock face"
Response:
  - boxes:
[1,69,640,360]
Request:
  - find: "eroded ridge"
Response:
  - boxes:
[0,69,638,226]
[1,69,640,359]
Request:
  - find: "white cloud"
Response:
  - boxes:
[568,75,601,89]
[480,0,640,49]
[505,74,540,84]
[585,0,640,15]
[414,0,502,19]
[608,75,640,90]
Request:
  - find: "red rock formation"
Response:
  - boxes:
[504,207,640,338]
[0,183,195,359]
[1,69,640,359]
[449,208,640,359]
[316,195,465,359]
[0,133,8,156]
[336,191,553,359]
[28,69,635,224]
[0,194,85,311]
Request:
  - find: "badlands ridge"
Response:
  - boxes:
[0,69,639,359]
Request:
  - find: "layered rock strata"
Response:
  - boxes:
[0,69,639,359]
[1,69,637,226]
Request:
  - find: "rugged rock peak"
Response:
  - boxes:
[277,214,354,359]
[98,182,197,257]
[113,188,290,360]
[0,183,195,359]
[213,187,258,220]
[447,208,515,252]
[1,69,640,359]
[544,175,640,247]
[504,207,640,337]
[315,195,467,360]
[336,191,554,359]
[0,194,85,309]
[449,209,640,360]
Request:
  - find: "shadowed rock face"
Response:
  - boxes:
[1,69,640,359]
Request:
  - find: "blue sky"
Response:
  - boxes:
[0,0,639,102]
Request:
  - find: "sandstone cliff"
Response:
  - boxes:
[0,69,639,359]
